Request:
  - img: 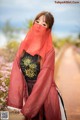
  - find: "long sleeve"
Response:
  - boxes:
[7,57,24,109]
[6,40,28,109]
[21,48,56,118]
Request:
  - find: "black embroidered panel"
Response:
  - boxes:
[20,51,40,81]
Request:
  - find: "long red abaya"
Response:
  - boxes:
[7,23,61,120]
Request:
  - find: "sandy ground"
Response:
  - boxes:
[56,46,80,120]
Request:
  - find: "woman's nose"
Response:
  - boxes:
[37,23,42,29]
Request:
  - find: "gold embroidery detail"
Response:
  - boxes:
[22,57,31,66]
[25,69,36,78]
[29,63,37,69]
[22,57,38,78]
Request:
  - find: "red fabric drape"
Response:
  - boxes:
[16,23,53,64]
[21,48,61,120]
[7,23,61,120]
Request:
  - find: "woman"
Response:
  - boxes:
[7,11,67,120]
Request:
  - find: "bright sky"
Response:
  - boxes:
[0,0,80,38]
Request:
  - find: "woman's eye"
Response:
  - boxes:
[35,20,39,23]
[43,24,46,26]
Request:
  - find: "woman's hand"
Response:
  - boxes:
[6,106,21,113]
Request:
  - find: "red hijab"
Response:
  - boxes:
[16,23,53,64]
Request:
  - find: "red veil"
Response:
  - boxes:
[16,23,53,64]
[7,23,61,120]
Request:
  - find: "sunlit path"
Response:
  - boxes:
[56,46,80,120]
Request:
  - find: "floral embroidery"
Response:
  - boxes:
[20,52,40,79]
[29,63,37,69]
[22,57,31,66]
[25,69,37,78]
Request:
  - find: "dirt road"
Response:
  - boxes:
[56,46,80,120]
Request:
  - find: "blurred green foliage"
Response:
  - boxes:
[6,40,20,62]
[6,40,19,50]
[27,19,33,29]
[0,73,3,78]
[74,39,80,47]
[0,40,20,62]
[5,78,10,86]
[53,36,74,49]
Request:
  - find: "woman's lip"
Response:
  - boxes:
[35,28,40,32]
[35,26,41,32]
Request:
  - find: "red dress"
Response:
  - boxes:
[7,23,67,120]
[7,48,61,119]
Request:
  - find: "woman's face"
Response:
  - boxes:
[34,15,48,28]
